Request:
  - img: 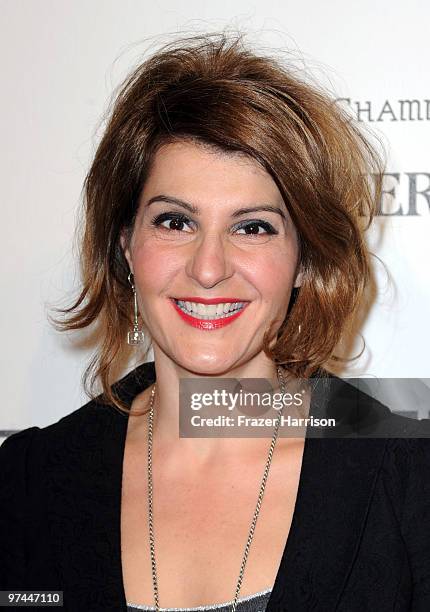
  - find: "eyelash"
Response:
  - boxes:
[150,212,278,236]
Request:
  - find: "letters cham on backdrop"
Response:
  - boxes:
[336,97,430,217]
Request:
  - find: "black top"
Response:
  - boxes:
[1,361,430,611]
[126,587,272,611]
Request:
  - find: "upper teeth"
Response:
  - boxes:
[175,300,245,318]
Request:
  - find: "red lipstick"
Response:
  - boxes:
[170,298,250,330]
[173,297,244,304]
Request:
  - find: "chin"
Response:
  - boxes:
[173,351,238,377]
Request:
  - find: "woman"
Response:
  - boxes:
[1,33,430,612]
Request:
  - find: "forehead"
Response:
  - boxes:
[141,140,283,205]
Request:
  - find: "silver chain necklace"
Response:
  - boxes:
[147,366,287,612]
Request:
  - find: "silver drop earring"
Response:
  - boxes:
[127,272,144,345]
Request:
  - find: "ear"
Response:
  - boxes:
[120,230,133,274]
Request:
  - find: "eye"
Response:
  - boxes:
[234,220,278,236]
[150,212,194,233]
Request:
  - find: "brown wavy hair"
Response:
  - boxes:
[54,31,384,412]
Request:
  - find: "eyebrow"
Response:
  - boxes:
[146,194,287,220]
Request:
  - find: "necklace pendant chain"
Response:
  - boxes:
[147,366,287,612]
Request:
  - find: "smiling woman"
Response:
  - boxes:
[120,140,302,368]
[1,31,430,612]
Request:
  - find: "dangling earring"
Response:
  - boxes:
[127,272,144,345]
[298,323,302,334]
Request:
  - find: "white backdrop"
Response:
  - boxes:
[1,0,429,434]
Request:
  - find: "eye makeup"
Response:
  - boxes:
[149,212,279,236]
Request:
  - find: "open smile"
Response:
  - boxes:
[170,298,250,330]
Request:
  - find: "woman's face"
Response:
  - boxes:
[123,140,301,375]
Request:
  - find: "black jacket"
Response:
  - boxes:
[1,361,430,611]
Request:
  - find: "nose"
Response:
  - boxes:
[185,231,234,289]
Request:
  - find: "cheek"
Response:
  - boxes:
[131,242,181,292]
[245,249,298,297]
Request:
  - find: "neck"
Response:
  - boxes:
[129,348,304,465]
